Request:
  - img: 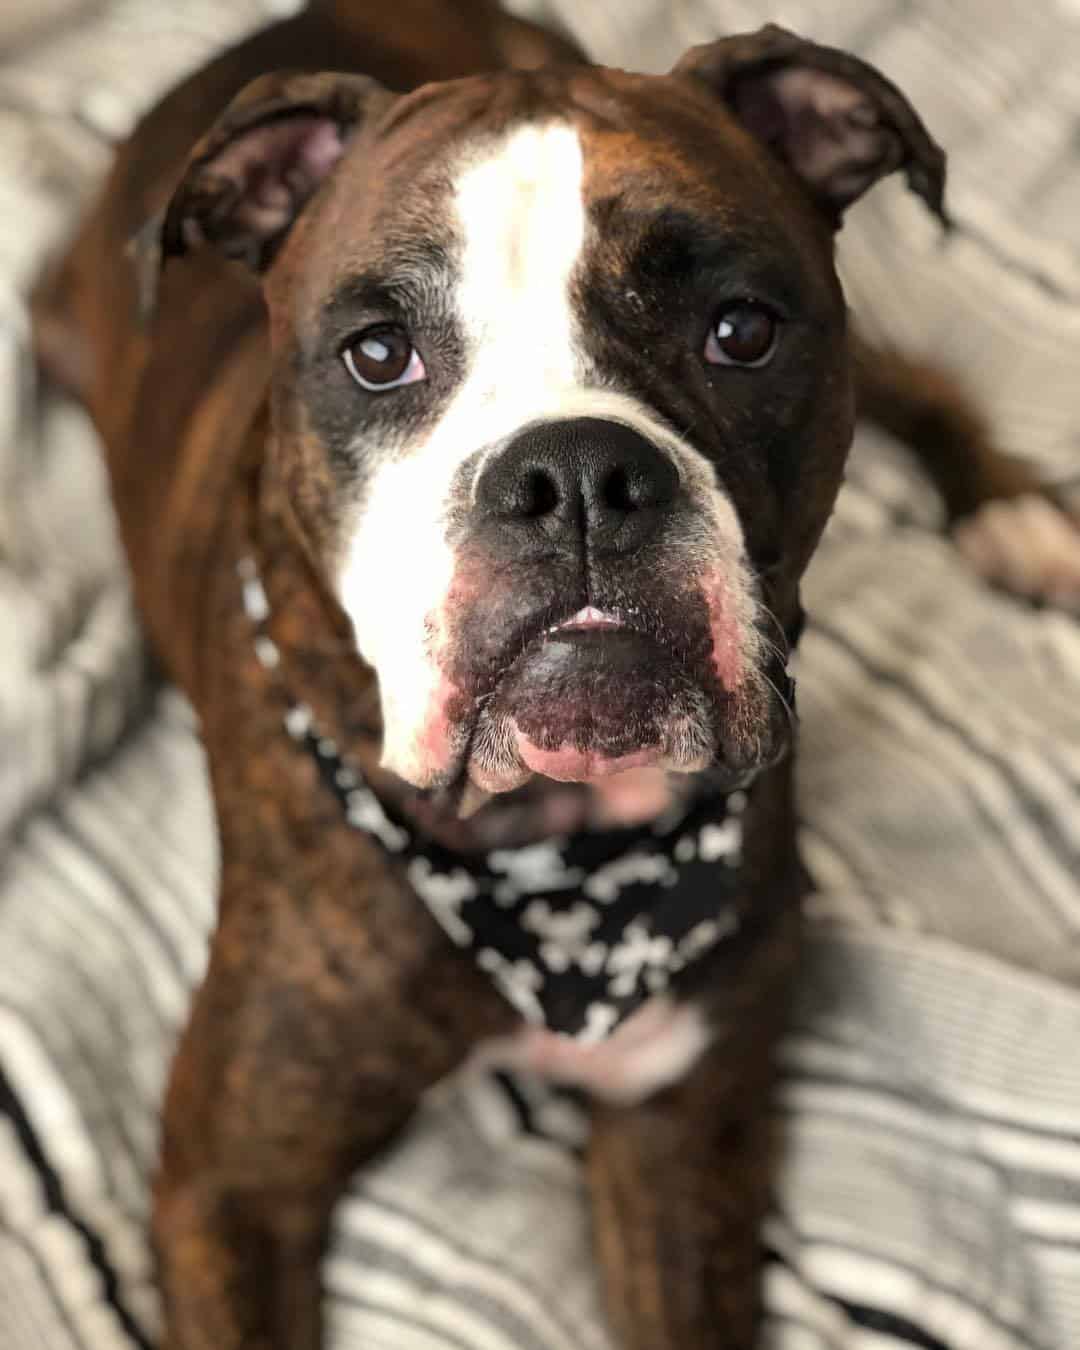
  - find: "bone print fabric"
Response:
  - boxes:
[2,2,1080,1349]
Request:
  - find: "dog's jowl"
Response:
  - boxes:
[33,4,971,1348]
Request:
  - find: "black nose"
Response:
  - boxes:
[475,417,679,557]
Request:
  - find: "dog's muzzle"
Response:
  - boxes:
[354,410,788,796]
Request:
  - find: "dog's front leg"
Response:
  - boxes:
[588,913,798,1350]
[152,882,510,1350]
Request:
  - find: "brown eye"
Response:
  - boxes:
[342,324,425,390]
[705,303,779,368]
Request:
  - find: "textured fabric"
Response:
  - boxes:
[0,2,1078,1348]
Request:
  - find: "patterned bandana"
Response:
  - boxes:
[239,556,749,1042]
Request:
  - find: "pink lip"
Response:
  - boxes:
[513,731,662,783]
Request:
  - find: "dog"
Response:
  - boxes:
[30,1,1080,1346]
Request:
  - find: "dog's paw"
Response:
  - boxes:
[952,494,1080,612]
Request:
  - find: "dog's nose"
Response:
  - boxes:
[475,417,679,556]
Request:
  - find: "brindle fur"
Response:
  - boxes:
[30,3,1048,1348]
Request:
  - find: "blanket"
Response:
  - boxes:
[1,1,1078,1346]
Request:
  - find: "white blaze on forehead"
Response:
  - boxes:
[452,120,586,409]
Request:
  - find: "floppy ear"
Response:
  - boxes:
[671,24,946,228]
[130,71,393,319]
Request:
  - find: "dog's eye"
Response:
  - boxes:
[341,325,426,391]
[705,303,779,368]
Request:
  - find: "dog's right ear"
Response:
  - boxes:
[671,26,946,229]
[130,71,394,321]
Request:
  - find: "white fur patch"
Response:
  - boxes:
[474,996,713,1105]
[953,494,1080,611]
[338,453,459,786]
[454,121,587,415]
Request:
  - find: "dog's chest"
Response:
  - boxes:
[473,996,713,1105]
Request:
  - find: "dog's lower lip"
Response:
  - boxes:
[514,733,663,782]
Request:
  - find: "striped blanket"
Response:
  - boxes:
[1,1,1078,1347]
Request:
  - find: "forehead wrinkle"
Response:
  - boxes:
[609,206,810,309]
[322,245,453,320]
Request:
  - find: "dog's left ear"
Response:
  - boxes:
[671,24,946,227]
[130,70,393,320]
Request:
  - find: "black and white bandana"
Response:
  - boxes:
[239,557,749,1043]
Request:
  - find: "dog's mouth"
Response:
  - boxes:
[390,556,791,827]
[520,607,673,779]
[455,601,724,800]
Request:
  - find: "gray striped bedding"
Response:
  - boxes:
[1,1,1078,1346]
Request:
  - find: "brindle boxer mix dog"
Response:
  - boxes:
[31,1,1080,1347]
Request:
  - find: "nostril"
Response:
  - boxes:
[599,456,679,514]
[517,468,560,519]
[602,465,635,513]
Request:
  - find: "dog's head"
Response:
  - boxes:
[146,26,944,806]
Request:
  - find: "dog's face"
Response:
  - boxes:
[280,81,840,797]
[153,29,944,804]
